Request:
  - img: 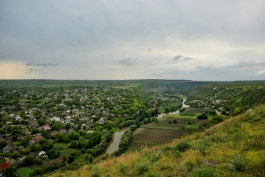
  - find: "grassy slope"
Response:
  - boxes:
[48,104,265,177]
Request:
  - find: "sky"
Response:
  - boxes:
[0,0,265,81]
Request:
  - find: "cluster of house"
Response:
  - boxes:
[0,85,137,169]
[188,98,225,109]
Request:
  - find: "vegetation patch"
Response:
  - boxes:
[16,167,32,177]
[60,148,77,156]
[53,142,69,149]
[176,140,190,152]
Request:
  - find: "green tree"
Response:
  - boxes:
[24,155,35,165]
[0,140,7,149]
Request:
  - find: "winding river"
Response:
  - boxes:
[103,98,189,155]
[105,128,128,155]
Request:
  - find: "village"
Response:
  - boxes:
[0,84,143,173]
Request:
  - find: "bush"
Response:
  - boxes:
[260,157,265,170]
[144,172,161,177]
[151,152,162,162]
[91,166,100,177]
[185,160,194,172]
[24,155,35,166]
[197,114,208,119]
[135,162,149,175]
[174,150,181,158]
[232,154,244,172]
[35,158,43,165]
[191,167,218,177]
[180,108,186,112]
[198,143,207,156]
[30,168,44,177]
[119,164,129,174]
[248,117,262,123]
[176,141,190,152]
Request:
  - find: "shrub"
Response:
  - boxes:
[119,164,129,174]
[135,162,149,175]
[151,152,161,162]
[180,108,186,112]
[260,157,265,171]
[160,146,173,152]
[91,166,100,177]
[197,114,208,119]
[176,141,190,152]
[191,167,218,177]
[185,160,194,172]
[248,117,262,123]
[232,154,244,172]
[30,168,44,177]
[198,143,207,156]
[174,150,181,158]
[144,172,161,177]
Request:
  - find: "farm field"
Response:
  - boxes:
[163,112,201,119]
[129,116,207,150]
[184,107,207,114]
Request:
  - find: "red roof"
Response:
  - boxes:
[0,162,10,169]
[33,135,44,142]
[42,124,50,128]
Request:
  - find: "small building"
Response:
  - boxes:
[2,145,12,153]
[97,118,105,125]
[42,124,51,131]
[10,158,24,166]
[33,135,44,143]
[15,115,22,121]
[38,151,46,157]
[50,117,60,122]
[0,162,10,169]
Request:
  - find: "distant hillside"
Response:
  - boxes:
[185,82,265,115]
[139,81,220,94]
[48,104,265,177]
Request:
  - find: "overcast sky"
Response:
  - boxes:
[1,0,265,80]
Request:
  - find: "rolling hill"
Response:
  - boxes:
[47,103,265,177]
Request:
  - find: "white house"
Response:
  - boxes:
[50,117,60,122]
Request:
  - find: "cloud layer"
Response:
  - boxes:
[0,0,265,80]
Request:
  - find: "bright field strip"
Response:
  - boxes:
[141,125,179,130]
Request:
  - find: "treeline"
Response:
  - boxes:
[69,132,101,149]
[112,125,138,156]
[86,130,113,156]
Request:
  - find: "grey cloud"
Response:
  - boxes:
[25,63,34,67]
[173,55,192,61]
[173,55,183,60]
[147,48,152,51]
[26,63,58,67]
[118,58,138,66]
[36,63,58,67]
